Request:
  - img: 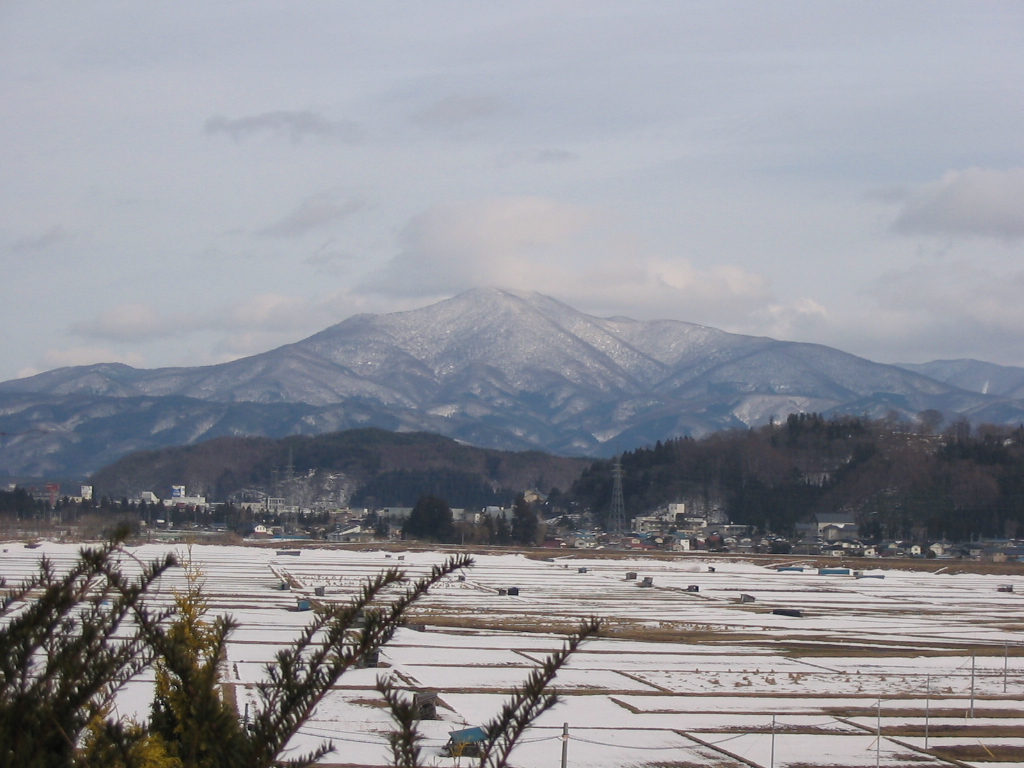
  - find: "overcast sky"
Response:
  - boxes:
[2,2,1022,381]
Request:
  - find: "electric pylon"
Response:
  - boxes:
[608,455,626,534]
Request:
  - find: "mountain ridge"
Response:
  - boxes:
[3,287,1023,477]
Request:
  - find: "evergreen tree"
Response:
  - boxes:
[493,515,512,545]
[510,494,538,546]
[0,531,176,768]
[144,547,240,768]
[125,552,471,768]
[401,495,456,543]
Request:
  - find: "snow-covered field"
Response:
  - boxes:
[3,542,1023,768]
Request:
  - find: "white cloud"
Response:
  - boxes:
[892,168,1024,240]
[872,259,1024,330]
[69,293,357,347]
[70,303,189,343]
[224,293,338,333]
[204,111,361,144]
[360,197,818,332]
[755,298,829,340]
[829,258,1024,365]
[359,197,596,296]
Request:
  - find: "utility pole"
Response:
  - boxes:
[770,715,776,768]
[608,456,626,534]
[560,722,569,768]
[875,699,881,768]
[1004,641,1009,694]
[970,654,976,718]
[925,675,930,749]
[286,447,295,530]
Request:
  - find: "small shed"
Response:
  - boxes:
[278,581,291,591]
[507,587,520,596]
[686,585,699,593]
[314,586,326,597]
[625,571,638,580]
[707,566,716,573]
[640,576,654,588]
[578,567,588,573]
[497,588,508,596]
[457,574,466,581]
[296,598,311,612]
[445,726,488,757]
[414,691,438,720]
[739,593,755,603]
[356,650,380,669]
[998,584,1015,593]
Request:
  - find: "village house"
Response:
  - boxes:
[797,511,859,541]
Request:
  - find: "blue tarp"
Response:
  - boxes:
[448,726,487,744]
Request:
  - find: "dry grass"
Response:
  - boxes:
[832,707,1024,718]
[406,611,586,637]
[348,696,389,709]
[773,640,1022,658]
[221,681,238,715]
[406,609,770,644]
[885,724,1024,737]
[408,610,1017,657]
[931,744,1024,761]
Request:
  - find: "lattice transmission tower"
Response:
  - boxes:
[608,455,626,534]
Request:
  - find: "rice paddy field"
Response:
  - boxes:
[2,541,1023,768]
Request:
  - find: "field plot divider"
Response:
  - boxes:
[787,657,844,674]
[682,731,763,768]
[615,669,673,693]
[832,716,972,768]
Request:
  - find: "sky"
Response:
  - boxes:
[1,1,1023,382]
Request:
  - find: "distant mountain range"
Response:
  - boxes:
[3,287,1024,478]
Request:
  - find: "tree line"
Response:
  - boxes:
[89,428,588,506]
[400,494,540,546]
[568,414,1024,541]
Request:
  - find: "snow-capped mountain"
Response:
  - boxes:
[2,288,1023,477]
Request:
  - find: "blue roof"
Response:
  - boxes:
[449,726,488,744]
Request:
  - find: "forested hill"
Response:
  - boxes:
[568,415,1024,541]
[91,428,589,508]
